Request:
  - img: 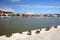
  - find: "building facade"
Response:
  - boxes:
[0,10,3,16]
[0,10,13,16]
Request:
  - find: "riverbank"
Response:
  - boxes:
[0,25,60,40]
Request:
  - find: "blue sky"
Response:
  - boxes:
[0,0,60,14]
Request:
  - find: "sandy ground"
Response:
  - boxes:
[0,26,60,40]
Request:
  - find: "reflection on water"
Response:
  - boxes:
[0,17,60,35]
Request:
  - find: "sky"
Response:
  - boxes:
[0,0,60,14]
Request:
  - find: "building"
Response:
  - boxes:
[36,14,43,17]
[54,14,60,17]
[0,10,13,16]
[3,11,13,16]
[43,14,54,17]
[0,10,3,16]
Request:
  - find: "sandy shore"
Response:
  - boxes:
[0,25,60,40]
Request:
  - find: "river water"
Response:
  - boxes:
[0,17,60,36]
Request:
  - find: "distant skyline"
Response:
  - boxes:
[0,0,60,14]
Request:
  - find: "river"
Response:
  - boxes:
[0,17,60,36]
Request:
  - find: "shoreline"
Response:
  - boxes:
[0,25,60,40]
[0,16,60,18]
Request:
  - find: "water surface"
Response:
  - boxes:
[0,17,60,36]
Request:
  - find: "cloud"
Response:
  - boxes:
[0,7,14,12]
[18,5,60,8]
[10,0,21,2]
[25,12,34,14]
[0,0,21,2]
[18,5,29,7]
[32,6,60,8]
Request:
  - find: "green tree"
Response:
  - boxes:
[16,14,20,16]
[12,14,15,16]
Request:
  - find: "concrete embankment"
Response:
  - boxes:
[0,25,60,40]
